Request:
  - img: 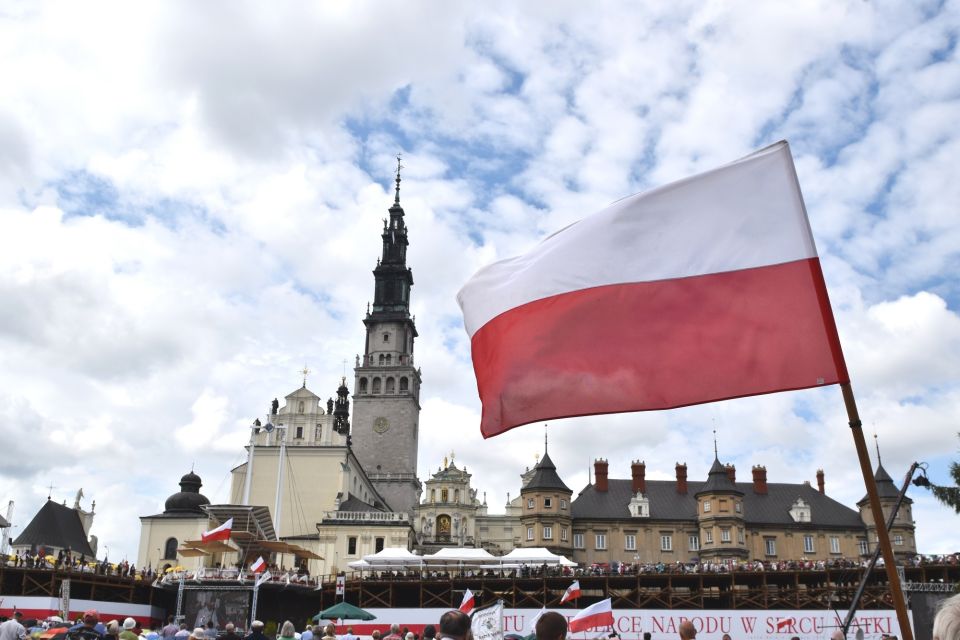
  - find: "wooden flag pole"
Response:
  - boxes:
[841,382,913,640]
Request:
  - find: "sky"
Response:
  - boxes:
[0,1,958,564]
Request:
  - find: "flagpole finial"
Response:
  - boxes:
[874,431,881,465]
[713,427,718,459]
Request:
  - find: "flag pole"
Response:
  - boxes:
[841,382,913,640]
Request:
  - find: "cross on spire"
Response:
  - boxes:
[47,483,56,500]
[394,153,403,205]
[544,423,549,454]
[713,428,718,459]
[874,432,882,465]
[301,365,310,388]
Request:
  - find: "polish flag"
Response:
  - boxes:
[459,588,476,613]
[560,580,581,604]
[201,518,233,542]
[569,599,614,633]
[250,556,266,574]
[457,141,849,438]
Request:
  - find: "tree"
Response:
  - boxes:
[919,433,960,513]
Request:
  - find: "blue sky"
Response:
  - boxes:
[0,1,958,563]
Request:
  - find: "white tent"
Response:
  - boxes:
[361,547,423,567]
[422,548,499,569]
[499,547,577,566]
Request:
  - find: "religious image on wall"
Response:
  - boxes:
[184,590,250,630]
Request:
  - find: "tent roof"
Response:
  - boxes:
[423,548,498,563]
[361,547,423,565]
[499,547,576,566]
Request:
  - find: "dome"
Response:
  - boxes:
[163,471,211,514]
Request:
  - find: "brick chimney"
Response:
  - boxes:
[816,468,825,494]
[675,462,688,494]
[631,460,646,494]
[752,465,768,495]
[594,458,609,492]
[725,464,736,483]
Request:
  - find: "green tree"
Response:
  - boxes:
[921,433,960,512]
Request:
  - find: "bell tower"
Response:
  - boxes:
[351,157,422,515]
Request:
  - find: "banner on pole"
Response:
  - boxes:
[336,575,346,596]
[471,601,504,640]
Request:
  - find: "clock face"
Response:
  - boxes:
[373,416,390,434]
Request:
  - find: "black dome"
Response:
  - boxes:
[163,471,210,514]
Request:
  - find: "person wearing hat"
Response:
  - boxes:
[0,611,26,640]
[189,629,206,640]
[120,619,139,640]
[67,611,105,640]
[104,621,119,640]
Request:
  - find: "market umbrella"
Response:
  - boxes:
[313,602,376,622]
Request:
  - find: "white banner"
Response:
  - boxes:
[471,602,503,640]
[336,575,346,596]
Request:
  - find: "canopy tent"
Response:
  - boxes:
[499,547,576,566]
[361,547,423,567]
[422,548,499,568]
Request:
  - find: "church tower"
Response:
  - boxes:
[351,159,423,515]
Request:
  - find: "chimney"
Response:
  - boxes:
[752,465,768,495]
[725,464,736,483]
[817,468,825,494]
[594,459,609,492]
[631,460,646,494]
[675,462,688,494]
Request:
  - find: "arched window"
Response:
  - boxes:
[359,378,368,393]
[372,378,382,394]
[385,354,392,366]
[383,333,390,343]
[378,354,385,366]
[163,537,178,560]
[386,377,395,393]
[399,377,409,392]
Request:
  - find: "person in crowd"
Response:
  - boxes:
[161,618,178,639]
[722,635,732,640]
[203,623,217,640]
[831,631,845,640]
[438,611,470,640]
[678,621,696,640]
[188,629,205,640]
[299,626,313,640]
[405,633,414,640]
[244,622,267,640]
[174,625,189,639]
[120,619,139,640]
[68,611,105,640]
[103,621,119,640]
[0,611,26,640]
[339,628,356,640]
[644,633,652,640]
[422,626,436,640]
[321,625,336,640]
[384,625,402,640]
[370,631,381,640]
[221,624,241,640]
[934,592,960,640]
[534,612,566,640]
[278,622,297,640]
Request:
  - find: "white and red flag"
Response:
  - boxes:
[560,580,581,604]
[459,588,476,613]
[201,518,233,542]
[569,598,614,633]
[249,556,266,574]
[457,141,849,438]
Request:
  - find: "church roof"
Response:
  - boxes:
[163,471,211,515]
[573,479,862,528]
[429,462,471,482]
[338,496,386,512]
[858,463,909,504]
[524,452,571,493]
[696,458,744,496]
[13,500,95,556]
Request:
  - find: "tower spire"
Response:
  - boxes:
[544,423,548,455]
[394,153,402,205]
[713,427,718,459]
[874,432,881,465]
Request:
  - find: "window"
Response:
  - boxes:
[383,333,390,343]
[765,538,776,556]
[359,378,368,393]
[378,354,385,365]
[804,535,815,554]
[295,426,303,439]
[386,377,395,393]
[385,354,392,365]
[738,528,745,544]
[441,489,448,502]
[858,539,869,555]
[830,536,841,554]
[660,535,673,551]
[894,535,904,546]
[163,537,178,560]
[431,489,436,502]
[735,501,742,513]
[689,535,700,551]
[561,528,568,542]
[625,534,637,551]
[573,533,585,549]
[527,527,535,541]
[372,378,381,393]
[543,526,553,540]
[705,529,713,544]
[595,534,607,550]
[348,537,358,555]
[527,498,535,509]
[544,498,552,508]
[721,529,731,543]
[400,377,409,392]
[560,499,567,509]
[703,501,711,513]
[375,537,384,552]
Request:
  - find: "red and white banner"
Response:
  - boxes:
[560,580,581,604]
[250,556,266,574]
[457,141,849,438]
[201,517,233,542]
[570,599,614,633]
[459,588,476,614]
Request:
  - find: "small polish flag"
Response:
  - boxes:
[459,588,476,614]
[250,556,266,574]
[569,598,614,633]
[560,580,581,604]
[255,570,272,587]
[201,518,233,542]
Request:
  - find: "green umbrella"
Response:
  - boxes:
[313,601,377,622]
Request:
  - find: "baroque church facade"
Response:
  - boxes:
[136,169,918,576]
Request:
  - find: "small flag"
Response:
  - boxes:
[255,570,271,587]
[459,588,476,614]
[560,580,581,604]
[528,607,547,634]
[569,598,614,633]
[250,556,266,574]
[201,518,233,543]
